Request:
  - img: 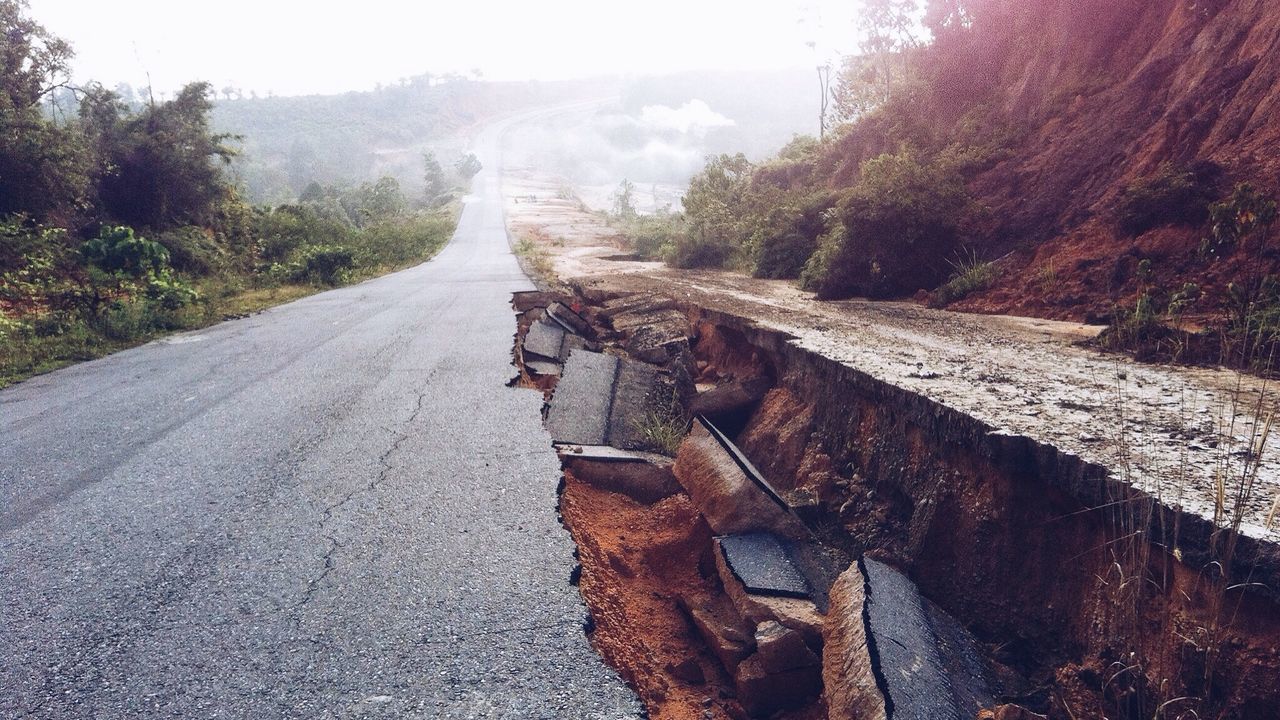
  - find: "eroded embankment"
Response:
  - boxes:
[511,288,1280,720]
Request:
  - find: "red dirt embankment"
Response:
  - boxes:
[870,0,1280,320]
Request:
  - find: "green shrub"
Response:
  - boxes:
[79,226,170,277]
[932,253,998,305]
[1115,163,1219,237]
[1205,182,1277,259]
[668,233,738,269]
[256,204,355,263]
[353,213,454,268]
[803,149,972,299]
[753,196,834,280]
[620,212,684,261]
[676,154,754,269]
[296,246,356,286]
[156,226,225,275]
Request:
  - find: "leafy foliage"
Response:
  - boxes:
[454,153,482,181]
[674,153,754,268]
[802,148,973,299]
[931,252,997,305]
[79,226,170,277]
[1206,182,1277,258]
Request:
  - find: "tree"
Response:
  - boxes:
[832,0,921,121]
[96,82,240,229]
[347,176,405,226]
[803,147,972,299]
[674,153,754,268]
[612,179,637,219]
[422,152,448,206]
[0,0,74,109]
[455,153,482,181]
[0,0,89,221]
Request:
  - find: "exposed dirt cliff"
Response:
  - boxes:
[918,0,1280,319]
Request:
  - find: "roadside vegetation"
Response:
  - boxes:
[0,0,464,387]
[604,2,1000,301]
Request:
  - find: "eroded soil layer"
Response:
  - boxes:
[520,289,1280,719]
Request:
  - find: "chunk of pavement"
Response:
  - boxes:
[525,360,562,377]
[860,558,995,720]
[625,325,692,365]
[823,563,889,720]
[597,293,679,323]
[677,596,755,672]
[718,533,811,599]
[611,307,688,337]
[753,621,820,674]
[560,445,681,504]
[713,538,824,648]
[547,301,593,338]
[689,377,772,423]
[672,418,809,540]
[523,317,567,363]
[980,706,1049,720]
[606,359,669,451]
[735,651,823,718]
[545,350,619,445]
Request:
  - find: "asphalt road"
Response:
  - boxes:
[0,108,641,719]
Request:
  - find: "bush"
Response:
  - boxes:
[79,226,170,277]
[620,212,684,261]
[669,233,738,269]
[353,213,454,268]
[155,226,225,275]
[802,149,972,299]
[753,195,834,279]
[1206,182,1277,258]
[295,246,356,286]
[1115,163,1220,237]
[676,154,754,269]
[256,204,354,263]
[932,253,998,305]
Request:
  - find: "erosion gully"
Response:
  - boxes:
[509,286,1280,720]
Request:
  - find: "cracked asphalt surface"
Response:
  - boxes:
[0,109,641,719]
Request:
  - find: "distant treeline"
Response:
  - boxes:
[213,77,614,204]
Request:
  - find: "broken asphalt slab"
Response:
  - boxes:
[860,558,995,720]
[544,349,668,451]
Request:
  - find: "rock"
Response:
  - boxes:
[562,455,681,505]
[689,377,772,423]
[734,653,822,718]
[681,601,754,672]
[625,325,692,365]
[665,657,706,685]
[753,621,819,674]
[672,420,809,540]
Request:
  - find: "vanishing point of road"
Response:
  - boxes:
[0,109,641,719]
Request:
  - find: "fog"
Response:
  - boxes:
[25,1,862,205]
[28,0,860,97]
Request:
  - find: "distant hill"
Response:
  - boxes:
[214,69,821,206]
[213,78,613,204]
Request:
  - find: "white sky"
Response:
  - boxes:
[27,0,862,96]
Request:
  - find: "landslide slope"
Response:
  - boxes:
[832,0,1280,320]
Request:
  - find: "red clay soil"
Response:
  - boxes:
[885,0,1280,321]
[559,474,825,720]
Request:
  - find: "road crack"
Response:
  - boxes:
[294,388,431,615]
